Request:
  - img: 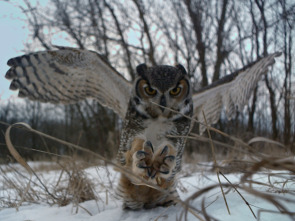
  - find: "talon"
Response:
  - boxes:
[144,141,154,153]
[159,165,170,174]
[160,145,168,156]
[156,177,162,185]
[147,168,152,177]
[159,170,169,175]
[164,155,175,163]
[150,170,157,179]
[136,161,147,168]
[136,150,148,160]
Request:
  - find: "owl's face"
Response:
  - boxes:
[131,64,192,119]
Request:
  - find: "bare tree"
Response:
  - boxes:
[2,0,294,162]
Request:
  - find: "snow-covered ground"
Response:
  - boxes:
[0,162,294,221]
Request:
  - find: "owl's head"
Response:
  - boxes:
[131,64,193,119]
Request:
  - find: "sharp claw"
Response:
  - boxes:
[147,168,152,177]
[136,150,148,160]
[150,170,157,179]
[160,145,168,156]
[144,140,154,153]
[164,155,175,163]
[136,161,148,169]
[159,165,170,174]
[156,177,162,185]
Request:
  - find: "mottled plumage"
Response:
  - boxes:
[115,64,193,209]
[5,47,281,209]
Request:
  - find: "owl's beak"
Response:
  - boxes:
[159,95,166,112]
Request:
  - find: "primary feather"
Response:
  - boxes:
[5,47,132,118]
[193,52,281,134]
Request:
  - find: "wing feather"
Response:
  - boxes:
[193,52,281,134]
[5,47,132,118]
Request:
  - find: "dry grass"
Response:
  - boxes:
[0,158,99,214]
[1,121,294,220]
[177,126,295,220]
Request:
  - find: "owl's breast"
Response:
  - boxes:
[140,117,174,149]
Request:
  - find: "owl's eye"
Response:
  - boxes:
[144,86,157,96]
[169,86,182,96]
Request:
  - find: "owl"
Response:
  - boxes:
[5,46,280,209]
[116,64,193,209]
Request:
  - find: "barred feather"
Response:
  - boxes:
[193,52,281,134]
[5,47,132,118]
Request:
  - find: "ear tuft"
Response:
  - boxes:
[136,63,148,77]
[175,64,187,75]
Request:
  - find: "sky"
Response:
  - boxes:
[0,1,29,101]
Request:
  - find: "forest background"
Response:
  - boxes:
[0,0,294,162]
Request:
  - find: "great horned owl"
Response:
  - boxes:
[5,47,280,209]
[116,64,193,209]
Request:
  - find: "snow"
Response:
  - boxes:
[0,162,294,221]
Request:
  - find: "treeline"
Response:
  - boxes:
[0,99,120,162]
[0,0,294,161]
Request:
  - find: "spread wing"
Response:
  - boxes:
[5,47,132,118]
[193,52,281,134]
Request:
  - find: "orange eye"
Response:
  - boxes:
[169,87,181,96]
[144,86,157,96]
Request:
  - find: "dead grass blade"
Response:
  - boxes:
[248,137,285,148]
[202,110,231,216]
[2,102,295,221]
[4,122,165,193]
[243,187,295,220]
[3,122,204,219]
[257,209,295,221]
[219,172,256,219]
[5,122,33,174]
[5,123,59,204]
